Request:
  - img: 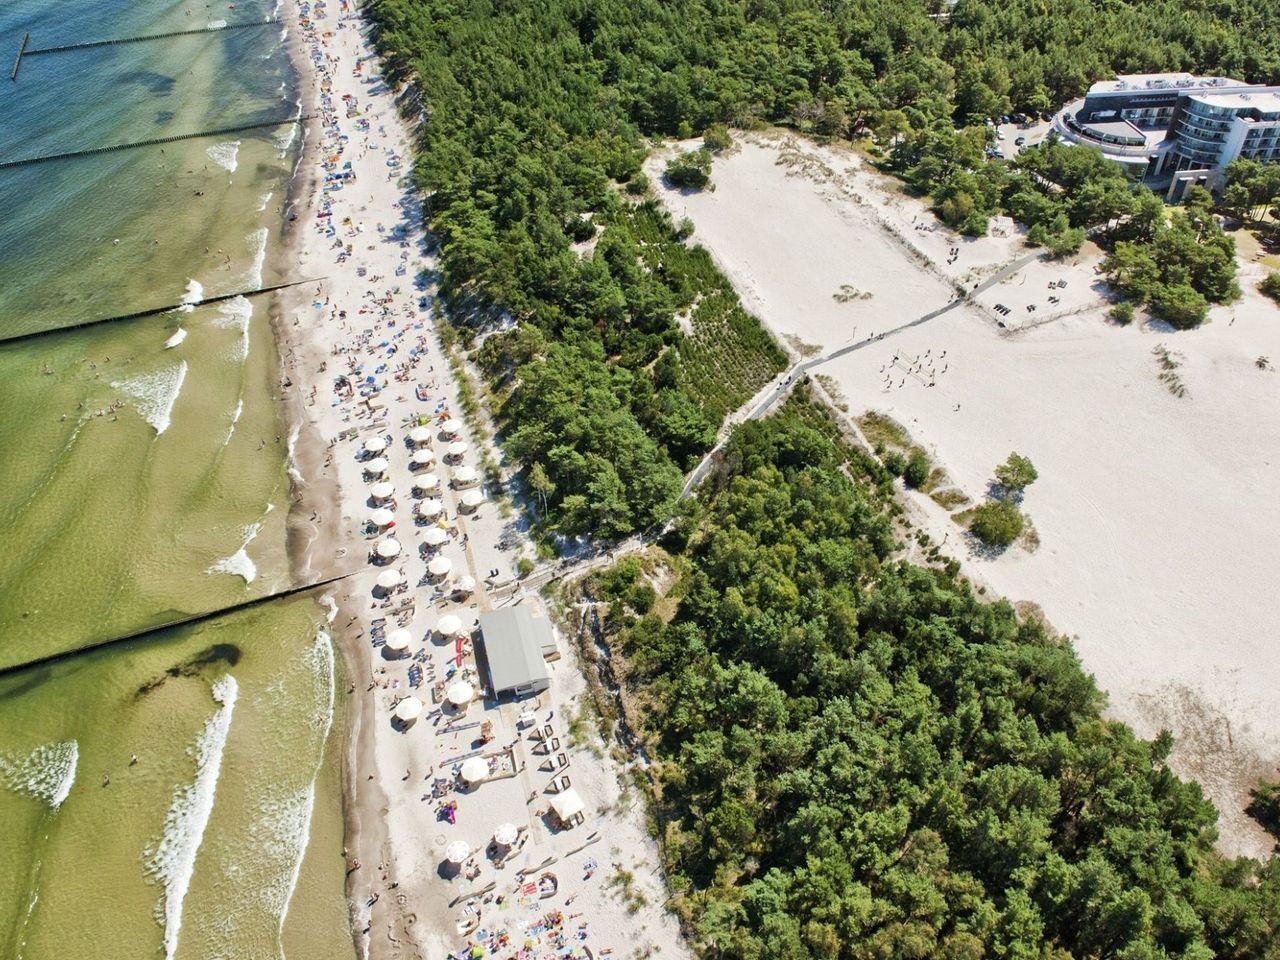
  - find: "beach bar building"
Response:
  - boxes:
[477,608,554,698]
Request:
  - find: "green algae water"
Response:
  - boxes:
[0,1,352,956]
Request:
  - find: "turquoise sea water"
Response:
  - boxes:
[0,2,351,956]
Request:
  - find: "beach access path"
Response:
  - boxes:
[281,3,691,959]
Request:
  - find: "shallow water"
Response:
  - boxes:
[0,1,351,956]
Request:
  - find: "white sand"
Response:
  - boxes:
[283,4,689,957]
[650,133,1280,859]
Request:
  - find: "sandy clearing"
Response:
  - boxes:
[651,133,1280,859]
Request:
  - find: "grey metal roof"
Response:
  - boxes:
[479,608,553,693]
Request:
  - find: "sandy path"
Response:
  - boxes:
[278,4,691,958]
[651,133,1280,859]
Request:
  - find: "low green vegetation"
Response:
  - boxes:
[1261,272,1280,304]
[665,149,713,190]
[595,394,1280,959]
[994,451,1038,496]
[970,497,1025,547]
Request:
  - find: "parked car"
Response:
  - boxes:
[1011,112,1027,123]
[996,130,1006,140]
[1015,136,1027,146]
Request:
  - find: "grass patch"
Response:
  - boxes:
[857,410,912,451]
[930,487,971,510]
[1153,344,1189,399]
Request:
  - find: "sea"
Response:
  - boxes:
[0,1,351,957]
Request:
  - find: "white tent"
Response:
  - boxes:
[456,575,477,594]
[369,507,395,527]
[550,788,585,823]
[493,822,520,847]
[410,448,435,467]
[364,456,389,475]
[452,465,478,485]
[460,489,483,509]
[436,614,463,636]
[446,680,473,706]
[370,481,395,500]
[375,538,402,559]
[447,440,468,457]
[460,756,489,784]
[394,696,423,722]
[445,840,470,863]
[376,569,403,589]
[442,422,462,440]
[363,436,387,453]
[428,556,452,577]
[416,498,443,518]
[414,472,440,491]
[409,426,432,446]
[423,526,448,547]
[384,628,412,651]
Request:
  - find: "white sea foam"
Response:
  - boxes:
[0,740,79,809]
[206,140,240,173]
[175,279,204,314]
[286,423,303,486]
[164,328,187,349]
[112,360,188,435]
[144,676,237,960]
[231,399,244,425]
[208,522,261,584]
[256,190,273,212]
[242,228,268,290]
[211,296,252,362]
[207,18,228,29]
[275,123,298,154]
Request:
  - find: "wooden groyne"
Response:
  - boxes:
[0,277,327,346]
[10,31,28,80]
[0,572,356,680]
[0,113,316,171]
[23,19,281,56]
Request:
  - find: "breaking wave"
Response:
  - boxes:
[206,140,240,173]
[164,328,187,349]
[211,296,252,362]
[112,360,188,435]
[242,228,268,290]
[175,279,204,314]
[0,740,79,809]
[143,675,238,960]
[208,522,261,584]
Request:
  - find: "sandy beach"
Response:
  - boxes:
[649,132,1280,859]
[275,3,690,957]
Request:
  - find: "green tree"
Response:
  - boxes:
[994,452,1038,495]
[904,449,931,489]
[970,498,1025,547]
[664,148,713,190]
[1152,282,1209,330]
[1261,272,1280,304]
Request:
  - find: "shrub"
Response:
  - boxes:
[993,452,1038,495]
[903,450,930,489]
[1109,301,1135,325]
[516,556,536,578]
[625,172,650,196]
[970,498,1025,548]
[664,148,713,190]
[1152,282,1209,329]
[1260,272,1280,303]
[882,450,907,477]
[702,124,733,153]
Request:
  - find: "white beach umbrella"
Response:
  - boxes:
[456,575,477,593]
[363,436,387,453]
[410,448,435,467]
[364,456,389,475]
[409,426,432,446]
[423,526,448,547]
[445,840,470,863]
[550,788,585,822]
[375,569,403,589]
[414,472,440,492]
[493,823,519,847]
[442,423,462,440]
[436,614,463,636]
[375,538,402,559]
[460,489,483,509]
[446,680,474,706]
[416,498,443,519]
[394,696,423,722]
[384,628,412,651]
[453,465,477,485]
[369,507,395,527]
[428,556,452,577]
[460,756,489,784]
[370,481,395,500]
[447,440,468,457]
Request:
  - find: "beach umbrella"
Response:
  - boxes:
[364,456,389,475]
[442,422,462,440]
[423,526,448,547]
[363,436,387,453]
[447,440,468,457]
[456,575,477,594]
[409,426,432,446]
[394,696,423,722]
[493,822,519,847]
[369,507,395,527]
[375,569,402,589]
[410,448,435,467]
[460,489,483,509]
[550,788,585,823]
[437,614,463,636]
[453,465,478,485]
[460,756,489,784]
[445,840,471,863]
[375,538,402,559]
[414,472,440,492]
[428,556,452,577]
[384,628,412,651]
[447,680,474,706]
[417,498,443,519]
[370,481,395,500]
